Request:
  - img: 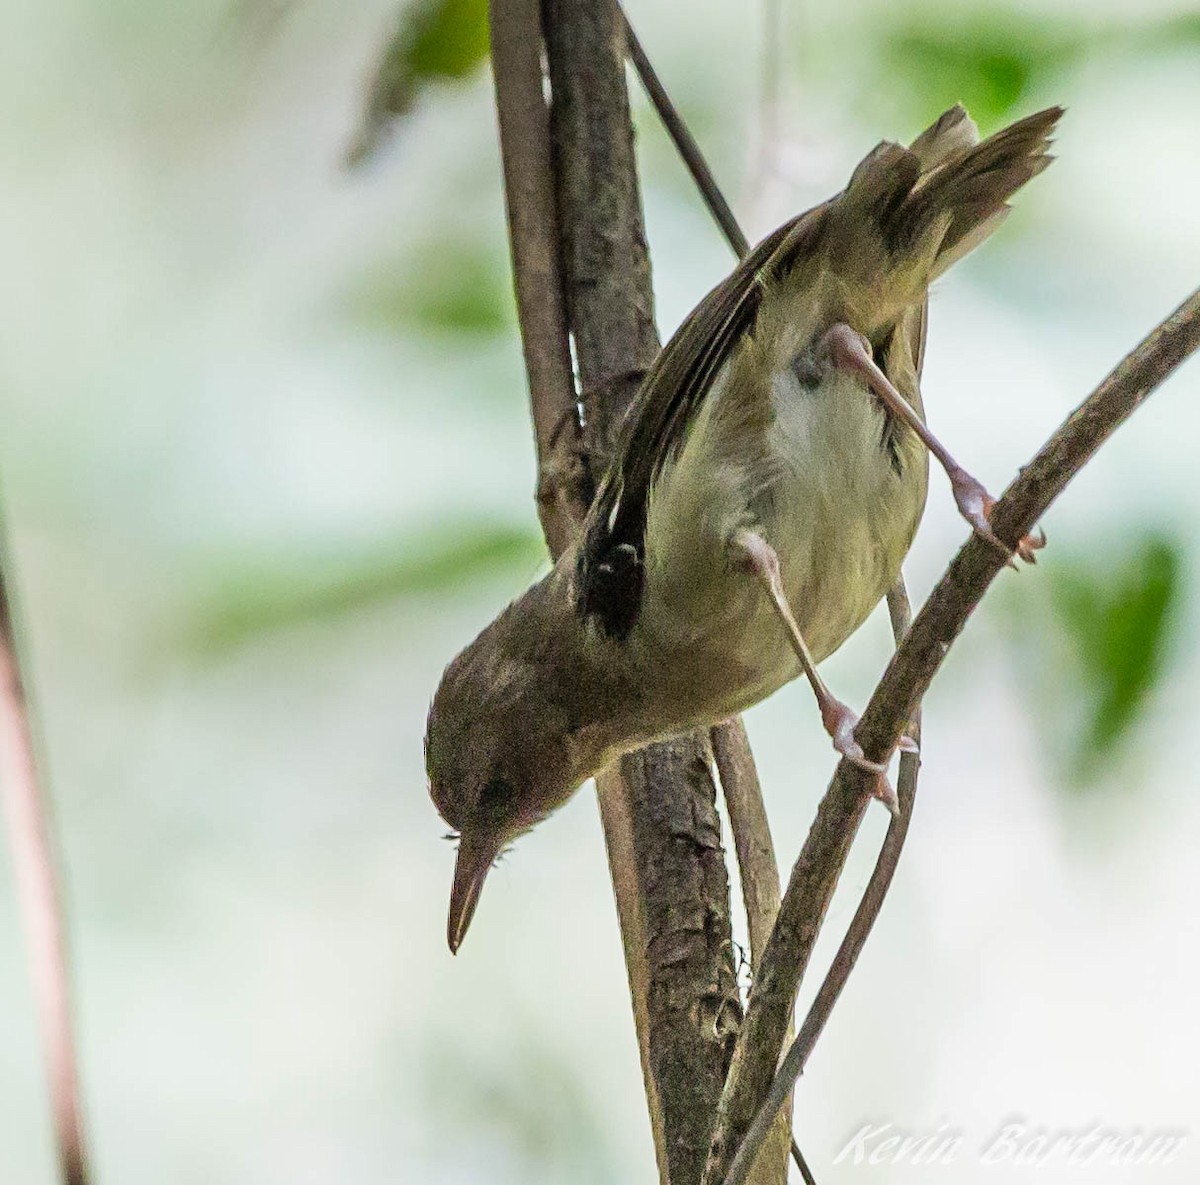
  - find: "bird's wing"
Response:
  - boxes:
[574,210,823,639]
[574,105,1059,638]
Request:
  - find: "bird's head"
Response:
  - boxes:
[425,587,598,952]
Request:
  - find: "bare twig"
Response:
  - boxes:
[795,582,922,1056]
[710,719,793,1185]
[747,0,784,216]
[0,554,89,1185]
[488,0,586,555]
[621,9,749,258]
[723,582,921,1185]
[706,285,1200,1185]
[710,719,780,966]
[790,1138,817,1185]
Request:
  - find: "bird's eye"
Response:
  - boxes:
[477,775,515,825]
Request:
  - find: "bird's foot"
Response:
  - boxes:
[820,697,917,817]
[948,467,1046,566]
[813,323,1047,567]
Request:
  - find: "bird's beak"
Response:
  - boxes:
[447,829,502,954]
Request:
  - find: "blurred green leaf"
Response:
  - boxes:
[1127,13,1200,56]
[880,11,1200,129]
[345,238,510,336]
[881,16,1085,127]
[1053,535,1181,775]
[1008,532,1184,789]
[348,0,490,164]
[188,521,545,651]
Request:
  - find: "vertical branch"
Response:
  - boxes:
[488,2,668,1177]
[540,3,744,1183]
[0,550,89,1185]
[709,720,779,965]
[487,0,585,554]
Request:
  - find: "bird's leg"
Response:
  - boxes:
[816,322,1046,564]
[733,528,913,812]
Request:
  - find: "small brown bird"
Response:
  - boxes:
[426,105,1060,951]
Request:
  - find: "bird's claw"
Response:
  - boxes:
[821,698,915,817]
[1014,525,1047,565]
[949,468,1045,566]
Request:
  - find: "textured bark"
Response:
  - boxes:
[488,0,586,557]
[620,740,742,1185]
[704,770,870,1185]
[489,3,668,1176]
[541,4,742,1183]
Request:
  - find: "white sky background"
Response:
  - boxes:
[0,0,1198,1182]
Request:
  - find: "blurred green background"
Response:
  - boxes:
[0,0,1197,1181]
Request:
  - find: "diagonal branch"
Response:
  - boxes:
[621,8,749,258]
[722,583,921,1185]
[709,720,793,1185]
[0,544,90,1185]
[710,718,780,967]
[707,284,1200,1185]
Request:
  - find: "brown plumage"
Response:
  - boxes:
[428,105,1062,950]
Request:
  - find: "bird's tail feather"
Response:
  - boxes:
[828,105,1061,316]
[909,105,1062,279]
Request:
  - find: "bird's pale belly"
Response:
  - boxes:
[633,368,927,737]
[664,500,912,727]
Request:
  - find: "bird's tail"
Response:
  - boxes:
[826,105,1062,319]
[905,104,1061,278]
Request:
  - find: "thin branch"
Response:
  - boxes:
[709,719,793,1185]
[591,769,670,1183]
[488,3,669,1177]
[746,0,783,217]
[707,285,1200,1185]
[724,582,921,1185]
[790,1138,817,1185]
[0,550,89,1184]
[710,718,780,967]
[620,8,749,258]
[488,0,586,555]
